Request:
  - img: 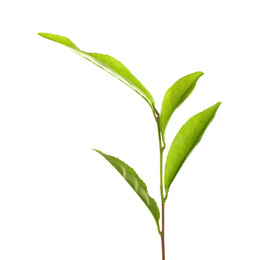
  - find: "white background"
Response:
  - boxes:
[1,0,273,259]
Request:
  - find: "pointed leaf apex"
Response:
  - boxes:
[38,32,79,49]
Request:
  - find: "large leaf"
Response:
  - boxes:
[93,149,160,232]
[160,72,204,140]
[38,33,155,112]
[164,102,221,196]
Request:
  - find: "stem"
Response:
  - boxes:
[154,109,165,260]
[161,203,165,260]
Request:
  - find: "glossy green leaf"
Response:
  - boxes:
[164,102,221,196]
[38,33,155,112]
[93,149,160,232]
[160,72,204,140]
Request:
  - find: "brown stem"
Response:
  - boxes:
[161,203,165,260]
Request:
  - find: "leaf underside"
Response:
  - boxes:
[160,71,204,140]
[164,102,221,196]
[38,32,155,112]
[93,149,160,231]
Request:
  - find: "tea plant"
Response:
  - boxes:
[38,32,221,260]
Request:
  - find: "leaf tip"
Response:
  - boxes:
[38,32,51,39]
[37,32,78,49]
[38,32,52,41]
[192,71,204,79]
[216,101,222,108]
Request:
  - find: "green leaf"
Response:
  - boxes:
[38,33,155,112]
[160,72,204,140]
[93,149,160,233]
[164,102,221,196]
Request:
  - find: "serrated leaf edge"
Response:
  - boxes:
[164,102,221,195]
[93,149,160,233]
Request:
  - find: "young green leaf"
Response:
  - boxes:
[93,149,160,233]
[160,72,204,140]
[164,102,221,197]
[38,33,155,112]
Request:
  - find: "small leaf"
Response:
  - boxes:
[164,102,221,196]
[93,149,160,232]
[38,33,155,112]
[160,72,204,139]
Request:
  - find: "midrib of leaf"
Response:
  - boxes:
[119,162,150,205]
[174,83,196,110]
[74,50,154,108]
